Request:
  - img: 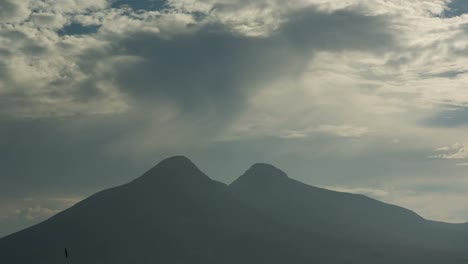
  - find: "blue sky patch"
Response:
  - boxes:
[58,23,100,36]
[443,0,468,18]
[111,0,167,11]
[424,106,468,127]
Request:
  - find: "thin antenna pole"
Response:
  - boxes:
[65,247,69,264]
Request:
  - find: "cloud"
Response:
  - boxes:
[431,143,468,159]
[0,196,82,237]
[0,0,30,23]
[316,125,369,138]
[272,124,369,139]
[30,12,68,29]
[325,186,389,197]
[0,23,129,118]
[13,206,60,222]
[0,1,396,121]
[0,0,464,124]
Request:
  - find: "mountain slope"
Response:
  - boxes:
[229,163,468,253]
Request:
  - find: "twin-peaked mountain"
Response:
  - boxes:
[0,156,467,263]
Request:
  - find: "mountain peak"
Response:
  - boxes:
[248,163,289,178]
[157,155,195,166]
[230,163,289,188]
[150,155,201,174]
[133,156,211,185]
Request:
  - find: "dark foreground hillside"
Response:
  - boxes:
[1,156,467,263]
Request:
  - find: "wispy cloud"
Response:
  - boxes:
[0,196,83,236]
[316,125,369,138]
[431,143,468,160]
[325,186,389,197]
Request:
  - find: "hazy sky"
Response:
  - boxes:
[1,0,468,237]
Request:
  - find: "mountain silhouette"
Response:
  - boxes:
[0,156,467,263]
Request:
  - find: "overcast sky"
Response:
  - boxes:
[1,0,468,237]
